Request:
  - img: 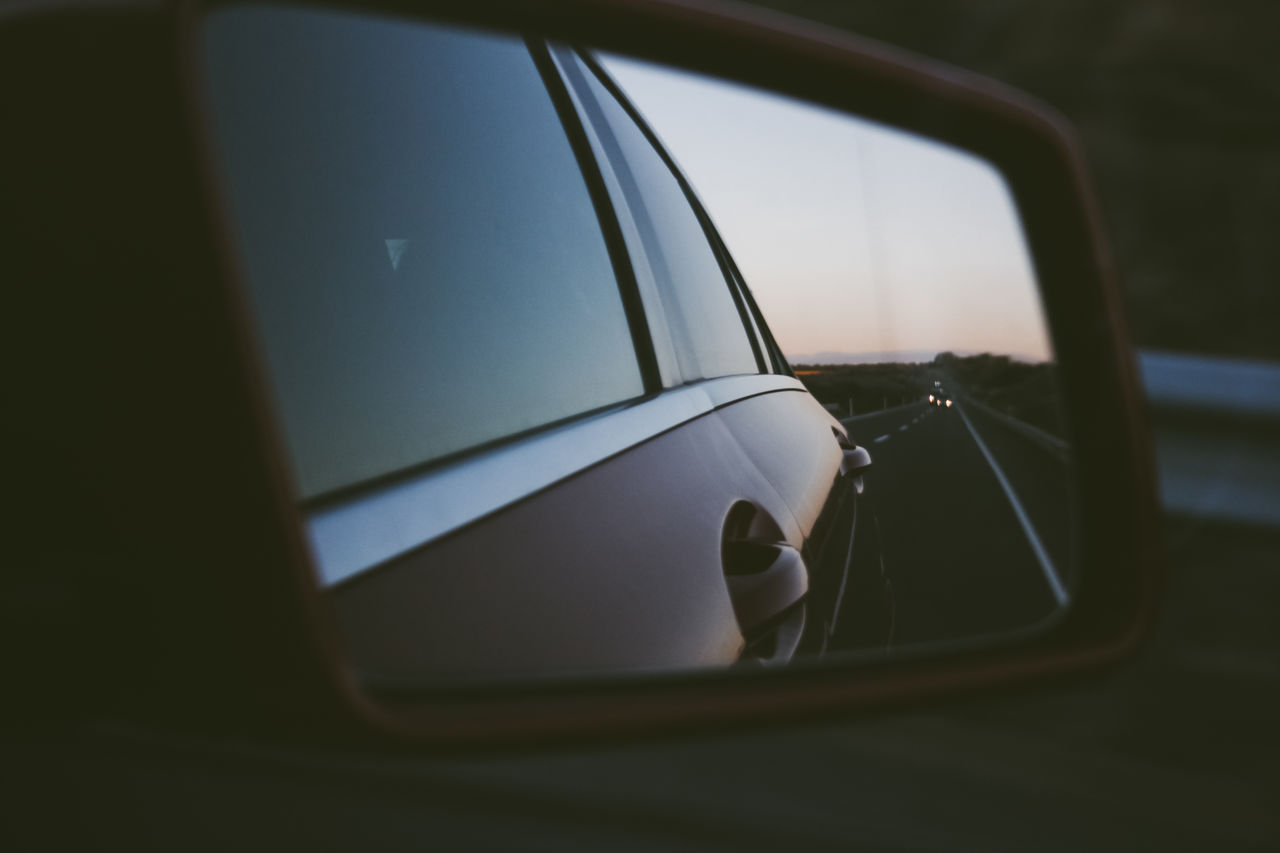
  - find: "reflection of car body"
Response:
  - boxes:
[198,8,889,678]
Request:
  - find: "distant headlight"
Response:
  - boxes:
[945,399,953,407]
[928,394,934,402]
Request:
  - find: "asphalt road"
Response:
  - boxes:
[837,388,1074,652]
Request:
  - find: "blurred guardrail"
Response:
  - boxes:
[957,396,1069,462]
[1139,349,1280,527]
[841,400,922,425]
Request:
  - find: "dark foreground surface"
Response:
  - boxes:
[8,516,1275,852]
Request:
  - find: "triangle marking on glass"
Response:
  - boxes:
[385,239,410,272]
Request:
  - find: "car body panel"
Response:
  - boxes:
[331,384,838,681]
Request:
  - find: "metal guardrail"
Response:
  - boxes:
[957,395,1070,462]
[1139,350,1280,422]
[1138,349,1280,528]
[840,400,923,426]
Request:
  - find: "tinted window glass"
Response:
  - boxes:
[201,9,645,498]
[563,55,760,382]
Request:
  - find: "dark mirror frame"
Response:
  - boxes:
[1,0,1162,747]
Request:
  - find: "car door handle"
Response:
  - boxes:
[722,541,808,637]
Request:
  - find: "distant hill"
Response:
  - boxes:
[788,349,946,366]
[793,360,930,415]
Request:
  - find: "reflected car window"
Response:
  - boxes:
[202,8,645,499]
[559,51,761,383]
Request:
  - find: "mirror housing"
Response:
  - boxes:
[0,0,1162,745]
[841,447,873,478]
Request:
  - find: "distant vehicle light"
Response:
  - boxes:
[945,399,953,407]
[928,394,934,402]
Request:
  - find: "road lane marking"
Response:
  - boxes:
[956,402,1069,606]
[873,434,890,443]
[898,425,909,432]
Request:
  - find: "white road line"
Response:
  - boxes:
[873,434,890,443]
[956,403,1068,606]
[898,425,909,432]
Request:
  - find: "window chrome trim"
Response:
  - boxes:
[309,373,805,586]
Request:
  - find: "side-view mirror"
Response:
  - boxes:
[0,0,1161,745]
[841,447,873,479]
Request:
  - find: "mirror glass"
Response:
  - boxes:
[200,6,1074,687]
[601,55,1075,653]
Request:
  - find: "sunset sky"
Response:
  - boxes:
[600,54,1054,364]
